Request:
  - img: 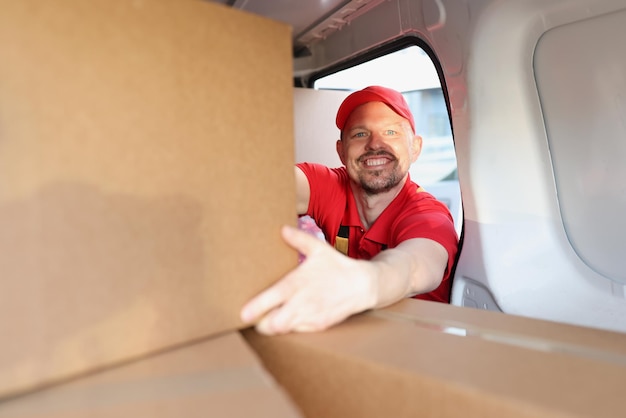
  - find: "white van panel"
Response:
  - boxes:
[535,9,626,284]
[293,88,347,167]
[453,0,626,333]
[275,0,626,333]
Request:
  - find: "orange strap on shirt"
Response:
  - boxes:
[334,225,349,255]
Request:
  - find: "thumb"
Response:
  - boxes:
[281,224,325,258]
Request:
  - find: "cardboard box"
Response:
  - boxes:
[0,0,297,398]
[244,299,626,418]
[0,332,302,417]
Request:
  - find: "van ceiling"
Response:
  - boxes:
[208,0,383,53]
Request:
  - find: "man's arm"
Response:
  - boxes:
[368,237,448,307]
[239,225,448,335]
[295,166,310,216]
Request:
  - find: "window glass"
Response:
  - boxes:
[314,46,461,229]
[314,46,456,185]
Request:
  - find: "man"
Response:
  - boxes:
[241,85,459,335]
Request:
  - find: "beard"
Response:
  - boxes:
[357,163,404,195]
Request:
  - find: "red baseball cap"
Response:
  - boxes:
[335,85,415,133]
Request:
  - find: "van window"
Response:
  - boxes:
[314,45,461,232]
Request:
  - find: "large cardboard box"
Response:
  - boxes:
[0,0,297,398]
[0,332,302,417]
[244,299,626,418]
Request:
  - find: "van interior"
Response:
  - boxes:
[2,1,626,415]
[213,0,626,335]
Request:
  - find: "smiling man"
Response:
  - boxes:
[241,86,459,335]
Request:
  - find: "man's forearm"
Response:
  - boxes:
[369,238,448,308]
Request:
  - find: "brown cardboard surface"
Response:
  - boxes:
[377,298,626,358]
[0,332,302,417]
[0,0,296,398]
[243,299,626,418]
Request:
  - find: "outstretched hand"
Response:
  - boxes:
[240,225,377,335]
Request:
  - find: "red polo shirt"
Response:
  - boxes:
[297,162,458,303]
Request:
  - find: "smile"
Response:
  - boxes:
[364,158,390,167]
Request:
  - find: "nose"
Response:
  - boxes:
[365,132,385,150]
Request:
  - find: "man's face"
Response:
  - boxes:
[337,101,422,195]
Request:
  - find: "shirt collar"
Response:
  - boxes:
[345,175,414,245]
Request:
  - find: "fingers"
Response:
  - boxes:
[241,274,325,335]
[241,224,366,335]
[281,224,324,258]
[255,307,295,335]
[240,276,294,325]
[240,226,312,326]
[255,298,330,335]
[256,312,325,335]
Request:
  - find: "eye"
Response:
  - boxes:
[351,131,368,138]
[384,129,397,135]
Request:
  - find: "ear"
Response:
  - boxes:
[336,138,347,165]
[410,134,423,163]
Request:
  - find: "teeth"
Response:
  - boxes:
[365,158,387,166]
